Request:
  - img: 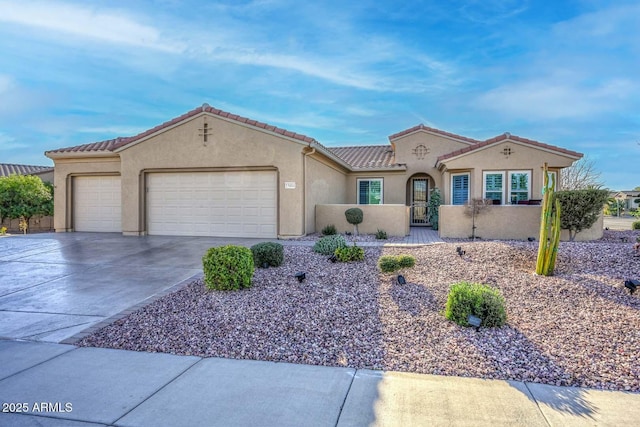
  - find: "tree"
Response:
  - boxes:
[464,198,492,241]
[0,174,53,231]
[555,189,609,241]
[344,207,363,236]
[560,156,604,190]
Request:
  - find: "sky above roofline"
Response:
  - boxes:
[0,0,638,189]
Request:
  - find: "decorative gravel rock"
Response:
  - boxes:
[78,236,640,392]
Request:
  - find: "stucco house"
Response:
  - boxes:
[45,103,595,240]
[0,163,54,183]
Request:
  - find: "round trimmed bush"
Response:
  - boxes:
[378,255,399,273]
[444,281,506,328]
[202,245,254,291]
[397,254,416,268]
[313,234,347,255]
[345,207,363,225]
[632,221,640,230]
[250,242,284,268]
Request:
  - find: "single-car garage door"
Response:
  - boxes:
[147,171,277,238]
[74,176,122,232]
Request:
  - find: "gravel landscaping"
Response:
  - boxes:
[78,231,640,391]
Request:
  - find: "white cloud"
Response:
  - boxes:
[0,0,184,52]
[477,78,636,120]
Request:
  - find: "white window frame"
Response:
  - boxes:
[357,178,383,205]
[483,171,505,204]
[508,170,531,204]
[451,173,470,205]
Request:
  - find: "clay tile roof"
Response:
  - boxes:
[389,124,480,144]
[328,145,399,169]
[48,104,319,155]
[45,138,125,155]
[437,132,583,162]
[0,163,53,177]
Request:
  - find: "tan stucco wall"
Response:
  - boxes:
[50,157,121,232]
[439,205,603,241]
[34,170,54,183]
[392,130,473,190]
[117,113,309,236]
[305,155,347,233]
[316,204,409,236]
[345,171,408,204]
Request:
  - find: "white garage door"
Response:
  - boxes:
[74,176,122,232]
[147,171,277,238]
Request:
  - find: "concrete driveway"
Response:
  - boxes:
[0,232,272,343]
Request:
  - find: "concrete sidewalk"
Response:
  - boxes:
[1,340,638,426]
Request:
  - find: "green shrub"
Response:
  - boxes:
[375,229,387,240]
[313,234,347,255]
[397,254,416,268]
[632,221,640,230]
[444,281,506,328]
[250,242,284,268]
[378,255,398,273]
[555,189,610,241]
[335,244,365,262]
[321,224,337,235]
[202,245,254,291]
[378,254,416,273]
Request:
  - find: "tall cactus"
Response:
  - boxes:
[536,163,561,275]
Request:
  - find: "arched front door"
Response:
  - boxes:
[410,176,430,226]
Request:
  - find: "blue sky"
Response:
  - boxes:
[0,0,638,190]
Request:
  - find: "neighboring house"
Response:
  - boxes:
[45,103,592,240]
[0,163,54,183]
[611,191,640,211]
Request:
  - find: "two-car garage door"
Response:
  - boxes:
[146,171,277,238]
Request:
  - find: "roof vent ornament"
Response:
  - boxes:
[412,144,430,160]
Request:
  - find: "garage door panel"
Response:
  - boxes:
[74,176,122,232]
[147,171,277,238]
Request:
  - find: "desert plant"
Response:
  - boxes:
[313,234,347,255]
[633,221,640,230]
[250,242,284,268]
[345,207,363,236]
[397,254,416,268]
[321,224,337,236]
[202,245,254,291]
[428,187,441,230]
[377,254,415,273]
[444,281,507,328]
[334,244,365,262]
[536,163,561,276]
[375,229,387,240]
[555,189,609,241]
[0,226,6,235]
